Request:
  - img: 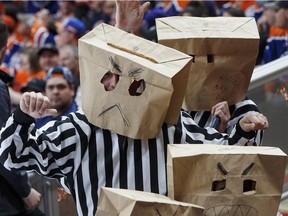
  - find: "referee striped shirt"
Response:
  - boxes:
[0,108,257,216]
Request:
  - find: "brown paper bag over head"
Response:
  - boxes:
[79,23,191,139]
[156,16,259,111]
[95,187,204,216]
[167,144,287,216]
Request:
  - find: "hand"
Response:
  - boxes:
[22,188,42,209]
[211,101,231,132]
[115,0,150,33]
[20,92,58,118]
[239,111,269,132]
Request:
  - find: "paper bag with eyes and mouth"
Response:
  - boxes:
[95,187,204,216]
[156,16,259,111]
[78,23,192,139]
[167,144,287,216]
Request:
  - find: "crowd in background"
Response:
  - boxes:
[0,0,287,111]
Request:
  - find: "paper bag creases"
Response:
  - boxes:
[79,23,191,139]
[95,187,204,216]
[167,144,287,216]
[156,16,259,111]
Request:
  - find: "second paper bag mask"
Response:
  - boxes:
[95,187,204,216]
[167,144,287,216]
[156,16,259,111]
[79,23,191,139]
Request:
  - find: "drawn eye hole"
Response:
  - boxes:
[211,179,226,191]
[243,179,256,194]
[128,79,145,96]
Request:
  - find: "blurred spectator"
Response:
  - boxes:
[35,66,78,129]
[17,13,34,47]
[179,1,209,17]
[55,17,86,49]
[59,44,81,108]
[32,9,57,48]
[258,1,287,64]
[263,1,288,102]
[222,6,245,17]
[221,0,256,16]
[90,0,116,28]
[1,5,21,75]
[38,43,59,72]
[273,1,288,56]
[13,47,45,92]
[26,1,59,15]
[55,1,76,22]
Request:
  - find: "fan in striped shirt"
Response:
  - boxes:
[0,1,269,216]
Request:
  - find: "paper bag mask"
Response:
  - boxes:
[156,17,259,111]
[167,144,287,216]
[79,23,191,139]
[95,187,204,216]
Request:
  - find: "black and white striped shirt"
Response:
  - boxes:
[190,97,263,146]
[0,108,256,216]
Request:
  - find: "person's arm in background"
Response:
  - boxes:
[211,97,265,146]
[0,165,41,209]
[0,81,41,210]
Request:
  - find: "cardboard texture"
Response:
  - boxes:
[79,23,191,139]
[95,187,204,216]
[167,144,287,216]
[156,16,260,111]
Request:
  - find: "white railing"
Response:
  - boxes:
[249,55,288,90]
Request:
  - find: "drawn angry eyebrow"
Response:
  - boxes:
[109,56,122,73]
[98,103,130,127]
[128,67,143,78]
[241,162,254,176]
[217,162,228,176]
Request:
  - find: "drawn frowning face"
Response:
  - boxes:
[202,162,258,216]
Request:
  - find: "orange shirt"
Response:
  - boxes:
[269,26,287,37]
[13,70,46,92]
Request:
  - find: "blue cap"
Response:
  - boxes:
[46,66,73,85]
[63,17,86,37]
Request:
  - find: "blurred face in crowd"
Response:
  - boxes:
[264,8,277,26]
[59,46,78,78]
[274,8,288,29]
[45,77,74,113]
[19,53,30,73]
[39,50,59,72]
[56,29,75,49]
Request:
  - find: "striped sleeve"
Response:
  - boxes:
[0,109,91,179]
[189,97,263,146]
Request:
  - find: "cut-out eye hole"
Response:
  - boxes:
[243,180,256,194]
[100,71,119,91]
[207,54,214,63]
[211,179,226,191]
[129,79,145,96]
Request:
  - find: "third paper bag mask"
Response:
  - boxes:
[156,16,259,111]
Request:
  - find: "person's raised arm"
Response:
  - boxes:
[19,92,57,119]
[115,0,150,33]
[239,111,268,132]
